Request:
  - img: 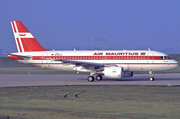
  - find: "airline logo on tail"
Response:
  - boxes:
[11,21,47,52]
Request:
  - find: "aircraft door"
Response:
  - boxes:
[148,52,154,63]
[42,53,48,64]
[104,55,108,64]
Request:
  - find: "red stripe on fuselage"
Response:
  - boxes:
[32,56,172,60]
[30,63,178,65]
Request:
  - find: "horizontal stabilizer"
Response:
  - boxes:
[5,53,32,60]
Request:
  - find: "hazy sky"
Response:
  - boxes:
[1,0,180,55]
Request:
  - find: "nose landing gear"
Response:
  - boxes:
[149,71,154,81]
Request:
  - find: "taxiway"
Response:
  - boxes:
[0,73,180,87]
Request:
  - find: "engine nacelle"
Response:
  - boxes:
[103,67,123,79]
[123,71,134,77]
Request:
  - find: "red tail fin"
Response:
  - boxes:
[11,21,47,52]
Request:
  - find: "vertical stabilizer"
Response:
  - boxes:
[11,21,47,52]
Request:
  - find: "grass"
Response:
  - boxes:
[0,85,180,119]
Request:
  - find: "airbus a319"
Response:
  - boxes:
[7,21,179,82]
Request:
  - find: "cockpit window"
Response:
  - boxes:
[161,56,171,59]
[167,56,171,59]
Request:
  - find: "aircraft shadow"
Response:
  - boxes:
[77,77,180,82]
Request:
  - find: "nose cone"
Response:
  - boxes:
[172,59,179,69]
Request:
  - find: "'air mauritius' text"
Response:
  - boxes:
[93,52,139,56]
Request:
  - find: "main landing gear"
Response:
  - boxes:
[87,75,103,82]
[149,71,154,81]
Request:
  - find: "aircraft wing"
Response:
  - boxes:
[54,59,106,67]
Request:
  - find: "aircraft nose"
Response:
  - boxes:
[173,59,179,68]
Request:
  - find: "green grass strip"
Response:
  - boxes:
[0,85,180,119]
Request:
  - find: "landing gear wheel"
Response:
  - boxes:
[96,75,103,81]
[87,76,95,82]
[150,77,154,81]
[149,71,154,81]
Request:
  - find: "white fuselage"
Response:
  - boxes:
[9,50,179,73]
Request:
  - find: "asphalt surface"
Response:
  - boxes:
[0,73,180,87]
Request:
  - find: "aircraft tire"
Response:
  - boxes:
[87,76,95,82]
[96,75,103,81]
[150,77,154,81]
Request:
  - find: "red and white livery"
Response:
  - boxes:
[8,21,179,82]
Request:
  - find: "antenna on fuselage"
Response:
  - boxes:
[148,48,151,51]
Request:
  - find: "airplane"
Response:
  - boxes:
[7,21,179,82]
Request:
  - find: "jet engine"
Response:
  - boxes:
[103,67,123,79]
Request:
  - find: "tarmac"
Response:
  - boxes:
[0,73,180,87]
